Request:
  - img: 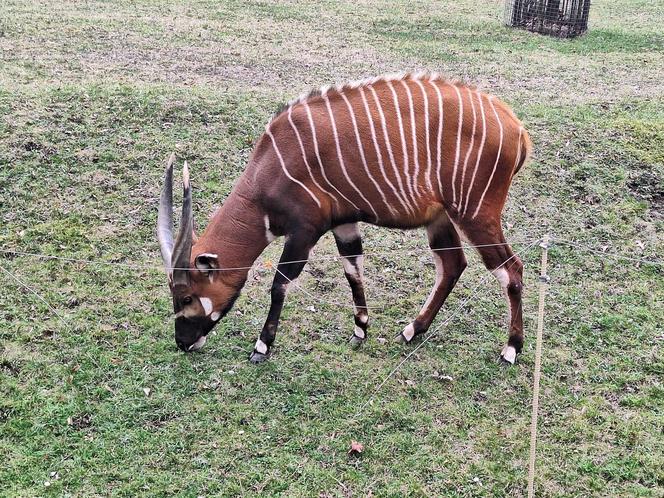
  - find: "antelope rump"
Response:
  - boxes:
[157,72,532,364]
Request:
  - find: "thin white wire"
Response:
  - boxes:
[274,266,381,310]
[553,238,663,266]
[272,238,542,311]
[0,240,535,273]
[351,237,543,419]
[0,265,72,330]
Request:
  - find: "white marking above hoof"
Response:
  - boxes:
[402,323,415,342]
[500,345,517,364]
[349,335,364,349]
[254,339,268,354]
[354,325,366,339]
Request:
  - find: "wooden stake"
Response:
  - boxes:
[527,234,549,498]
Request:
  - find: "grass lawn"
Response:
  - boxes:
[1,0,662,496]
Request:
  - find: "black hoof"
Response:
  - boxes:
[394,332,409,344]
[349,335,365,349]
[249,351,269,364]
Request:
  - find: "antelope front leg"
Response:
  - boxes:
[249,231,317,364]
[396,219,467,344]
[333,223,369,348]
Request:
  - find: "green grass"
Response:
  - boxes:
[1,0,663,496]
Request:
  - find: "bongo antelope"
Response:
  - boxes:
[157,72,532,364]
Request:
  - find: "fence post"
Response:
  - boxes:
[527,234,550,498]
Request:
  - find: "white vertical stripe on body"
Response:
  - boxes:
[400,79,421,197]
[340,92,399,217]
[358,87,414,215]
[303,102,361,211]
[461,91,488,218]
[267,128,321,208]
[367,85,417,214]
[459,87,478,209]
[428,80,445,198]
[472,97,504,219]
[451,84,464,207]
[287,106,340,207]
[414,79,433,194]
[386,81,417,206]
[323,94,379,220]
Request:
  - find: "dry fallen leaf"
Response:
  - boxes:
[348,441,364,456]
[142,387,151,397]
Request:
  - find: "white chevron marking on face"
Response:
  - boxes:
[199,297,213,316]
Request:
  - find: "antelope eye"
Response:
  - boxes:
[182,296,193,305]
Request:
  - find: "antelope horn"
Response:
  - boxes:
[171,161,194,286]
[157,153,176,273]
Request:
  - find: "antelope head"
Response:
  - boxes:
[157,155,242,352]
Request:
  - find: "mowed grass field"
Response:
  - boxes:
[1,0,663,496]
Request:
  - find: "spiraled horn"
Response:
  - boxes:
[171,161,194,286]
[157,153,176,274]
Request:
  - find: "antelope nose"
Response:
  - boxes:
[176,340,188,352]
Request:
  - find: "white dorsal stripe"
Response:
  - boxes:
[428,80,445,198]
[287,106,340,207]
[462,91,488,217]
[472,96,504,219]
[387,81,417,206]
[267,128,321,208]
[358,87,414,216]
[323,94,379,220]
[401,79,421,197]
[368,85,417,215]
[303,102,360,211]
[340,92,399,217]
[414,79,433,194]
[451,84,464,206]
[459,87,478,207]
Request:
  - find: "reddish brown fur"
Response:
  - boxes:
[166,73,531,362]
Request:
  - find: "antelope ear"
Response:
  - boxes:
[194,253,219,275]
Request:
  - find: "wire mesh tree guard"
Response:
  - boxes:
[505,0,591,38]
